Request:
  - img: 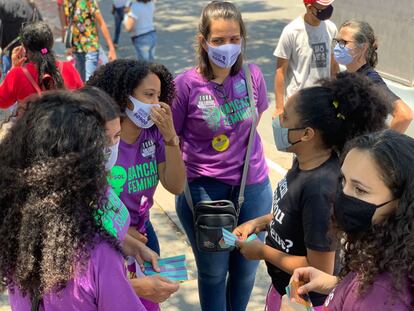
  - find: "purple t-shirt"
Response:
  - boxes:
[8,242,146,310]
[107,126,165,229]
[172,64,269,186]
[323,272,413,310]
[100,187,131,241]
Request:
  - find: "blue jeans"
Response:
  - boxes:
[113,7,125,45]
[176,177,272,311]
[145,220,160,255]
[1,54,11,81]
[74,51,99,82]
[131,31,157,61]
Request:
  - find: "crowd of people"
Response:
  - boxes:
[0,0,413,311]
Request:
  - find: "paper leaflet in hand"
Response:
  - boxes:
[285,280,314,311]
[143,255,188,282]
[221,228,258,247]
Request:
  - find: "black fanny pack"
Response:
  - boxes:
[184,64,257,253]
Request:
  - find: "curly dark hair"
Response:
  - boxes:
[340,130,414,301]
[21,21,64,90]
[87,59,176,113]
[295,72,390,152]
[0,91,119,297]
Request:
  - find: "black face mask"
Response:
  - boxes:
[334,189,393,234]
[312,5,334,21]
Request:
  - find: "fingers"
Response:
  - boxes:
[134,255,145,272]
[150,254,160,272]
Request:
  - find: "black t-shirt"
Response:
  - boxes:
[357,64,400,107]
[265,153,339,306]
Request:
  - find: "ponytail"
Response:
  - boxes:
[20,21,64,90]
[295,72,390,152]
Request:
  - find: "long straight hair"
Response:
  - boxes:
[196,1,246,81]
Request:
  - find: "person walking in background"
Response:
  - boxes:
[0,21,83,110]
[112,0,129,48]
[172,2,273,310]
[57,0,117,81]
[124,0,156,61]
[334,20,413,133]
[273,0,338,118]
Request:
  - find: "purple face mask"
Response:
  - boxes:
[206,41,242,68]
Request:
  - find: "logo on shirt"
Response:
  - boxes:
[312,42,328,68]
[234,79,247,96]
[197,93,221,131]
[141,139,156,158]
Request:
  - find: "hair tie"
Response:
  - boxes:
[332,100,346,120]
[40,48,48,55]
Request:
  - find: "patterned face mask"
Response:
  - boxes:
[126,95,160,129]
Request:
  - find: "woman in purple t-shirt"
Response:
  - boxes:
[171,2,273,310]
[87,59,186,257]
[0,91,145,310]
[291,130,414,310]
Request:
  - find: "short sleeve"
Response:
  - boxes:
[302,192,335,252]
[171,73,189,136]
[367,73,400,105]
[0,68,18,108]
[249,63,268,114]
[90,0,100,15]
[128,4,138,19]
[94,243,146,311]
[274,27,293,60]
[62,62,84,89]
[155,129,166,164]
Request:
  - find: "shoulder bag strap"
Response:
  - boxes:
[184,64,258,214]
[237,63,257,210]
[21,66,42,96]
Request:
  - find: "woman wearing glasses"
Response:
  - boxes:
[171,2,272,310]
[333,20,413,133]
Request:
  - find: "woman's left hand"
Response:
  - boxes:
[11,46,26,68]
[123,234,160,272]
[236,239,266,260]
[151,102,177,142]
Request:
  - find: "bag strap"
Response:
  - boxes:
[184,63,258,213]
[21,66,42,96]
[238,63,257,208]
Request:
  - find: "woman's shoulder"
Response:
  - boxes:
[174,67,205,91]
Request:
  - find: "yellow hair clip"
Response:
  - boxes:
[337,113,346,120]
[332,100,339,109]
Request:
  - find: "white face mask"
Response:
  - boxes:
[126,95,160,129]
[206,41,242,68]
[104,140,119,171]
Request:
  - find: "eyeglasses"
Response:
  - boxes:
[333,38,355,49]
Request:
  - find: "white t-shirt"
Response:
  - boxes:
[274,16,337,99]
[113,0,128,8]
[128,1,155,37]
